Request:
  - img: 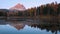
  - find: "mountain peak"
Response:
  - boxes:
[10,3,26,11]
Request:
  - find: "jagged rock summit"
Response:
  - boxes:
[10,3,26,11]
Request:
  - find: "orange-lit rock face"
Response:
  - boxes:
[10,3,26,11]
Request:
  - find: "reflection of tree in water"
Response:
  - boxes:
[29,23,60,34]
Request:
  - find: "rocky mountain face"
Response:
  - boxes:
[10,3,26,11]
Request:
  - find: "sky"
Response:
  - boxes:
[0,0,60,9]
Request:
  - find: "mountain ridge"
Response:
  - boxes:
[10,3,26,11]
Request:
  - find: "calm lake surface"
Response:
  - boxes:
[0,19,60,34]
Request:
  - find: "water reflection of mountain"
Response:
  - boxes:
[0,19,60,34]
[10,24,25,30]
[9,22,60,34]
[0,19,25,30]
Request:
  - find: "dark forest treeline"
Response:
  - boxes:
[0,2,60,17]
[25,2,60,17]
